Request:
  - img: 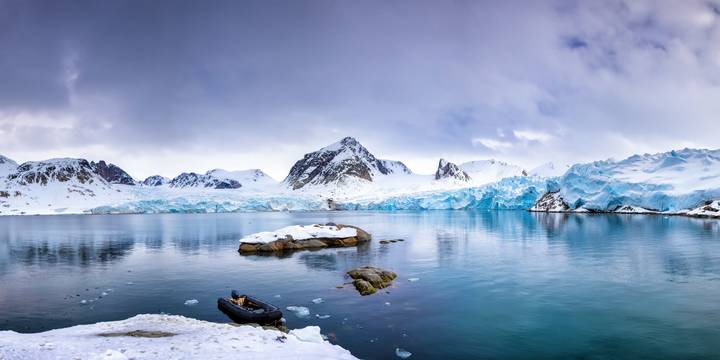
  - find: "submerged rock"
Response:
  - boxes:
[238,224,371,254]
[346,266,397,296]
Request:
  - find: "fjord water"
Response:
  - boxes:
[1,212,719,359]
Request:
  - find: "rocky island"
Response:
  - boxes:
[238,223,371,253]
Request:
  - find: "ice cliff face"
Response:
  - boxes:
[435,159,471,182]
[532,149,720,212]
[90,160,136,185]
[283,137,412,190]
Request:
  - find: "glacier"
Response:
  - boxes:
[544,149,720,213]
[339,177,548,210]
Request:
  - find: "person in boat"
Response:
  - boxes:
[218,290,282,325]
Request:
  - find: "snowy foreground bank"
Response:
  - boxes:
[0,314,357,360]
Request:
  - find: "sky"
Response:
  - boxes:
[1,0,720,180]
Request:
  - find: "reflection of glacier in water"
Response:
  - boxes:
[1,211,720,359]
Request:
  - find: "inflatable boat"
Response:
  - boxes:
[217,290,283,325]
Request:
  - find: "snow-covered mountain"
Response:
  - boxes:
[459,159,526,185]
[168,169,276,190]
[529,162,566,177]
[90,160,136,185]
[142,175,170,186]
[0,142,718,218]
[283,137,412,190]
[531,148,720,213]
[435,159,471,182]
[0,155,18,178]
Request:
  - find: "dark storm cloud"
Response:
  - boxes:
[1,0,720,177]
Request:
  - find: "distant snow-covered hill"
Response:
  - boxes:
[459,159,527,185]
[0,155,18,178]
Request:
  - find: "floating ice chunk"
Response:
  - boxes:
[395,348,412,359]
[315,314,331,319]
[274,294,282,298]
[184,299,199,306]
[80,300,87,305]
[286,306,310,318]
[101,292,109,296]
[126,281,134,285]
[384,302,391,306]
[311,298,325,304]
[289,326,325,343]
[408,278,420,282]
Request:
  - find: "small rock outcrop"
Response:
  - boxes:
[434,159,471,182]
[530,191,570,212]
[238,224,371,254]
[346,266,397,296]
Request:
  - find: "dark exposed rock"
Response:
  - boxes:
[434,159,471,182]
[98,330,176,338]
[90,160,136,185]
[283,137,411,190]
[346,266,397,296]
[530,191,570,212]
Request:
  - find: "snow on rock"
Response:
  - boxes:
[170,172,241,189]
[534,148,720,213]
[142,175,170,186]
[6,158,107,186]
[240,225,357,244]
[434,159,471,182]
[0,314,356,360]
[686,200,720,218]
[0,155,18,178]
[283,137,411,190]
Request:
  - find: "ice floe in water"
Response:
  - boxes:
[395,347,413,359]
[286,306,311,318]
[315,314,331,319]
[407,277,420,282]
[311,297,325,304]
[184,299,199,306]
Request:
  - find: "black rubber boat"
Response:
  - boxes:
[217,290,283,325]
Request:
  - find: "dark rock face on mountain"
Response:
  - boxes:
[169,172,242,189]
[434,159,471,181]
[142,175,169,186]
[0,155,18,177]
[90,161,136,185]
[284,137,412,190]
[7,159,104,186]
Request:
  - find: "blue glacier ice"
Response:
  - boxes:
[91,195,329,214]
[553,148,720,212]
[339,176,549,210]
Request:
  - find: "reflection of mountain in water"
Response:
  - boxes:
[7,236,134,268]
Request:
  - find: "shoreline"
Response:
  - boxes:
[0,314,357,360]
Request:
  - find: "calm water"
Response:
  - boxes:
[1,211,720,359]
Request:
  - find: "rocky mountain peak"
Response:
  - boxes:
[6,158,106,186]
[90,160,136,185]
[284,137,412,190]
[435,159,471,181]
[142,175,169,186]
